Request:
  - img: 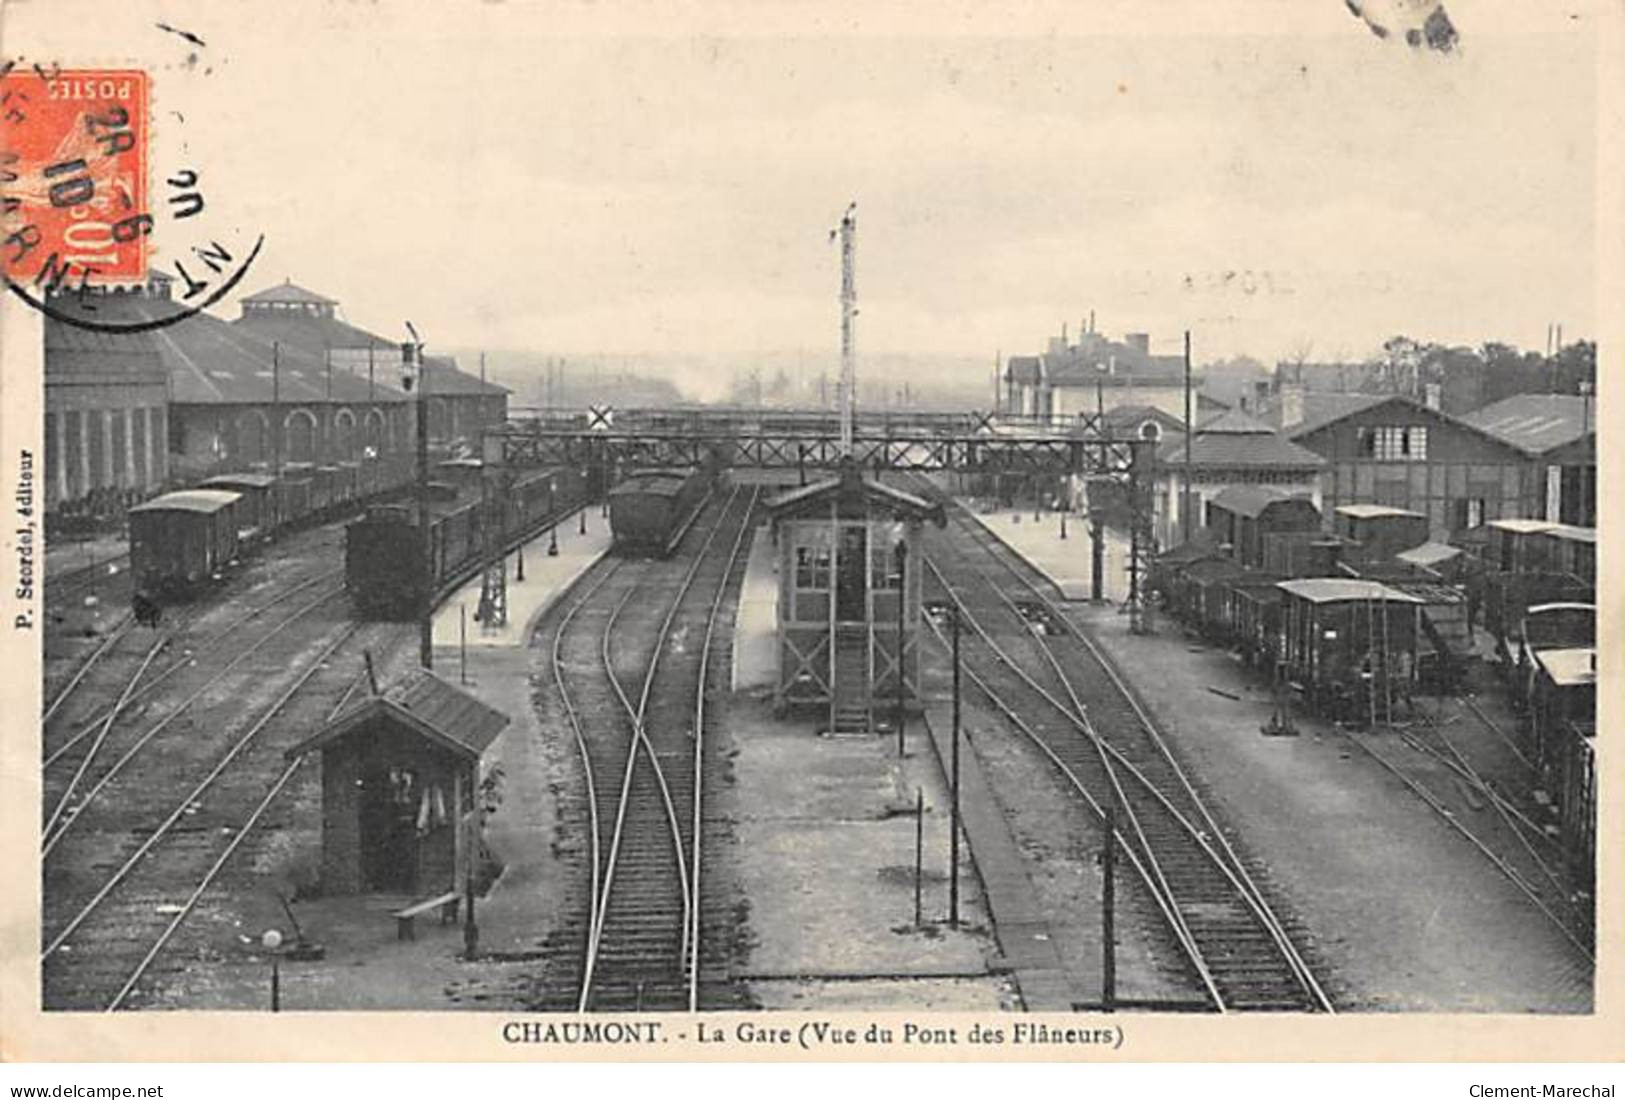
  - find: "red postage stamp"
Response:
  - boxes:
[0,67,151,287]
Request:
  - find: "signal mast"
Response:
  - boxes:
[831,202,857,456]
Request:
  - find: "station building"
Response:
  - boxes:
[233,280,510,451]
[1150,408,1324,549]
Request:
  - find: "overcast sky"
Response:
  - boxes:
[7,1,1602,366]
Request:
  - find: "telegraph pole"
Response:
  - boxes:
[1183,329,1193,546]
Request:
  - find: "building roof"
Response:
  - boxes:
[43,302,167,386]
[1006,355,1042,385]
[234,307,397,352]
[200,473,280,490]
[1196,407,1275,434]
[1280,392,1390,437]
[1542,523,1596,545]
[1277,578,1423,605]
[1532,647,1596,689]
[1461,394,1594,455]
[129,488,242,515]
[286,667,510,763]
[1337,503,1425,520]
[420,355,510,396]
[1486,518,1557,534]
[1207,485,1313,519]
[766,462,946,525]
[1155,427,1324,470]
[241,280,338,305]
[1395,541,1464,567]
[1287,394,1528,458]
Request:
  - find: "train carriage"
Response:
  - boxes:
[128,489,243,594]
[608,464,719,557]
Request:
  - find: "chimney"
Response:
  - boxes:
[1424,381,1441,410]
[1125,332,1150,356]
[1280,382,1306,429]
[1089,309,1096,334]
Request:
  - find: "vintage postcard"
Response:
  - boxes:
[0,0,1620,1065]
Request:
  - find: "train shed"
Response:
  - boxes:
[285,668,509,899]
[765,461,945,734]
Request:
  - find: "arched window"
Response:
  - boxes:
[1139,420,1163,442]
[363,408,386,458]
[334,408,358,461]
[284,409,318,464]
[235,410,270,463]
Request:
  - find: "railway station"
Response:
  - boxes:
[35,218,1599,1019]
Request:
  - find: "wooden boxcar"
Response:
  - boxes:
[129,489,242,593]
[346,466,584,619]
[1277,578,1422,724]
[1335,504,1430,564]
[1261,530,1355,579]
[608,465,717,556]
[1526,648,1596,820]
[198,472,280,541]
[1531,523,1596,585]
[1205,486,1321,569]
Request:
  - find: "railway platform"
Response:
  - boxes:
[725,523,1012,1011]
[961,495,1592,1011]
[428,506,610,956]
[957,503,1131,603]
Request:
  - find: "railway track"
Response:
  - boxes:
[1331,701,1595,963]
[909,476,1333,1013]
[535,484,756,1011]
[42,574,349,851]
[41,608,395,1009]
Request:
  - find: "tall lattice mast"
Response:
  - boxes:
[834,202,857,457]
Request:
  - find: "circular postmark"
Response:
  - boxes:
[0,54,261,332]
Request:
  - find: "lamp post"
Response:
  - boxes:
[548,476,559,556]
[401,324,431,669]
[949,604,961,927]
[895,538,907,759]
[579,468,588,535]
[261,928,283,1012]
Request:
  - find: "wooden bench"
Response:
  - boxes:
[394,891,461,941]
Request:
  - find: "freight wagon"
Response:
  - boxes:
[128,489,243,594]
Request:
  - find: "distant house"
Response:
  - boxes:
[1285,394,1538,537]
[1004,325,1222,423]
[1151,407,1324,548]
[1461,393,1596,526]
